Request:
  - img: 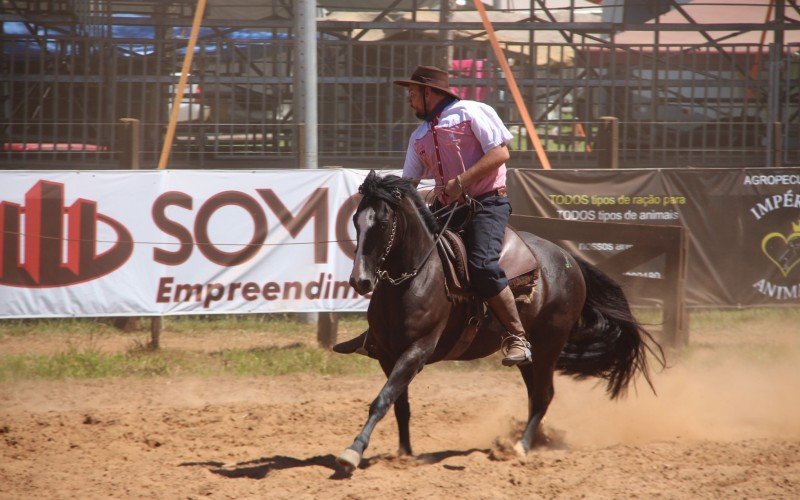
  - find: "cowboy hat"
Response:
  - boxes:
[393,65,460,100]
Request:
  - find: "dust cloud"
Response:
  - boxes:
[547,343,800,448]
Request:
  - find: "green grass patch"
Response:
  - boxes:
[0,318,121,337]
[0,348,198,380]
[217,345,379,377]
[1,308,796,381]
[687,307,800,330]
[0,314,369,338]
[0,345,381,381]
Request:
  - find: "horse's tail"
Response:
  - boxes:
[556,255,666,400]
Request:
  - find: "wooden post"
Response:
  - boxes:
[772,122,783,168]
[597,116,619,169]
[149,316,162,350]
[119,118,140,170]
[661,226,689,348]
[118,117,163,347]
[113,118,142,333]
[317,312,338,349]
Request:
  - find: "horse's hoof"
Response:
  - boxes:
[336,448,361,473]
[513,440,528,457]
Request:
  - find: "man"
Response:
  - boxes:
[335,65,531,366]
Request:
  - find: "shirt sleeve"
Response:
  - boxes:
[402,135,427,179]
[469,102,514,153]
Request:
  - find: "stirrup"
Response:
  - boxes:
[501,335,532,366]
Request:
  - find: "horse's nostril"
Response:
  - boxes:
[349,277,372,295]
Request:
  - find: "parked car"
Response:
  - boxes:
[168,73,211,123]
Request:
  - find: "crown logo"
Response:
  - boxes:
[793,220,800,234]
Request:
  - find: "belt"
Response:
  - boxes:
[474,186,507,200]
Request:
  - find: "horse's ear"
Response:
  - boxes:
[359,170,377,195]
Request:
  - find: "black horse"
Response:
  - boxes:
[336,171,664,472]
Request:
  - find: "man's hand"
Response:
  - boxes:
[443,145,509,203]
[444,176,463,203]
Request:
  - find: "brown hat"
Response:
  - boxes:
[394,65,460,100]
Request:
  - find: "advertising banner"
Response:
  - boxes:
[0,169,373,318]
[510,168,800,307]
[3,167,798,317]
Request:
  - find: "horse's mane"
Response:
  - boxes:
[359,171,440,233]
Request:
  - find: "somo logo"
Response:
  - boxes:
[0,180,133,288]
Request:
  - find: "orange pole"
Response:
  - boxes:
[472,0,551,169]
[158,0,207,170]
[745,0,775,103]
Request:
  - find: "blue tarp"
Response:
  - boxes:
[3,14,289,58]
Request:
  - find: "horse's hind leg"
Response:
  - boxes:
[394,388,412,456]
[381,357,413,456]
[515,360,556,455]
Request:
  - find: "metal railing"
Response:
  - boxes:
[1,2,798,168]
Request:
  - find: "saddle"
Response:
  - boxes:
[436,226,539,303]
[435,226,539,361]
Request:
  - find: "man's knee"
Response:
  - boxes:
[469,265,506,298]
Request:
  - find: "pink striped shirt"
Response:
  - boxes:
[402,100,513,202]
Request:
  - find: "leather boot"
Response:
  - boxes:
[486,287,532,366]
[332,330,376,359]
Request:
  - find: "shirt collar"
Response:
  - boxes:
[424,96,458,123]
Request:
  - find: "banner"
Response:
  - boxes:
[0,169,375,318]
[3,167,798,317]
[509,168,800,307]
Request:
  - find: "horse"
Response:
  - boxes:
[336,171,665,473]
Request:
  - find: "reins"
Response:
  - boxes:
[374,194,460,286]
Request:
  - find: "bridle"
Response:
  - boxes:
[370,190,457,286]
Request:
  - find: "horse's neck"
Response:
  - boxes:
[392,205,436,271]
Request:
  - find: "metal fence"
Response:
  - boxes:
[2,1,798,169]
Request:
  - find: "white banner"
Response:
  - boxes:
[0,169,377,318]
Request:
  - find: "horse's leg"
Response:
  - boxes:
[514,360,556,455]
[337,340,436,472]
[379,357,413,456]
[394,388,413,456]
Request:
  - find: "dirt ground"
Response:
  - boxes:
[1,323,799,499]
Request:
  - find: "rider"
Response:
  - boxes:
[334,65,531,367]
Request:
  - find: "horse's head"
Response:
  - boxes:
[349,171,438,295]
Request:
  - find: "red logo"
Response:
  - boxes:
[1,180,133,288]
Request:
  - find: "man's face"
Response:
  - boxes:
[407,85,427,120]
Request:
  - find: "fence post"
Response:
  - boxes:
[772,122,783,168]
[662,226,690,348]
[119,118,141,170]
[317,312,338,349]
[113,119,142,333]
[597,116,619,169]
[150,316,162,350]
[118,117,163,349]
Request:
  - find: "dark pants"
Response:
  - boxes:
[463,194,511,298]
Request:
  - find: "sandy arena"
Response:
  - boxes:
[1,324,799,499]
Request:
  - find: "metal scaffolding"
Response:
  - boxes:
[1,0,798,168]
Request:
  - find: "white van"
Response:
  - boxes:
[168,73,211,122]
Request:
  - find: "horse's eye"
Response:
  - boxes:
[378,218,389,227]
